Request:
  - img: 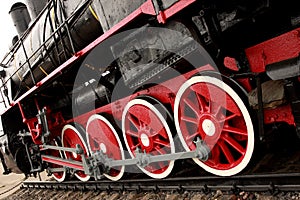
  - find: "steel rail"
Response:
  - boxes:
[21,173,300,193]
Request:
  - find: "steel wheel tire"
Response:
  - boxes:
[174,75,254,176]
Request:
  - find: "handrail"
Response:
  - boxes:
[0,0,157,113]
[0,0,91,65]
[0,0,91,106]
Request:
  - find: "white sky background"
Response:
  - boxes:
[0,0,25,60]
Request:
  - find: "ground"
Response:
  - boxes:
[0,167,48,199]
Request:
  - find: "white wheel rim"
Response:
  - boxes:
[122,99,175,179]
[61,124,91,182]
[174,76,254,176]
[86,114,125,181]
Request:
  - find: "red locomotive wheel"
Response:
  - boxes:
[122,98,175,179]
[86,114,125,181]
[174,75,254,176]
[50,139,67,182]
[61,124,90,181]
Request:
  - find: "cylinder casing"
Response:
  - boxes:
[25,0,48,20]
[9,2,31,36]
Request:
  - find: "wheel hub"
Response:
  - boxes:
[137,125,154,151]
[100,143,107,153]
[140,133,150,147]
[198,115,221,144]
[202,119,216,136]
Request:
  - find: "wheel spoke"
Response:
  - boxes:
[186,132,201,141]
[149,129,168,140]
[195,92,208,113]
[154,139,171,148]
[131,142,141,151]
[128,114,140,129]
[218,140,235,164]
[207,144,220,165]
[154,146,166,155]
[181,116,198,124]
[222,134,246,155]
[221,113,237,122]
[186,140,195,149]
[149,119,164,133]
[213,103,223,118]
[150,151,167,171]
[158,162,166,170]
[208,100,223,116]
[157,129,168,140]
[208,100,212,113]
[183,98,200,118]
[223,125,248,136]
[127,130,139,137]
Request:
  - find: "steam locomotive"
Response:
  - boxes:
[0,0,299,182]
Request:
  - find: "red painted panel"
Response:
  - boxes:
[71,65,215,126]
[245,28,300,73]
[264,104,295,125]
[224,57,239,71]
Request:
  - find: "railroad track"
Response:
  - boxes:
[21,173,300,193]
[6,147,300,199]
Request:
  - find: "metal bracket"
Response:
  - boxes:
[151,0,179,14]
[256,75,265,141]
[18,130,43,174]
[36,108,51,143]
